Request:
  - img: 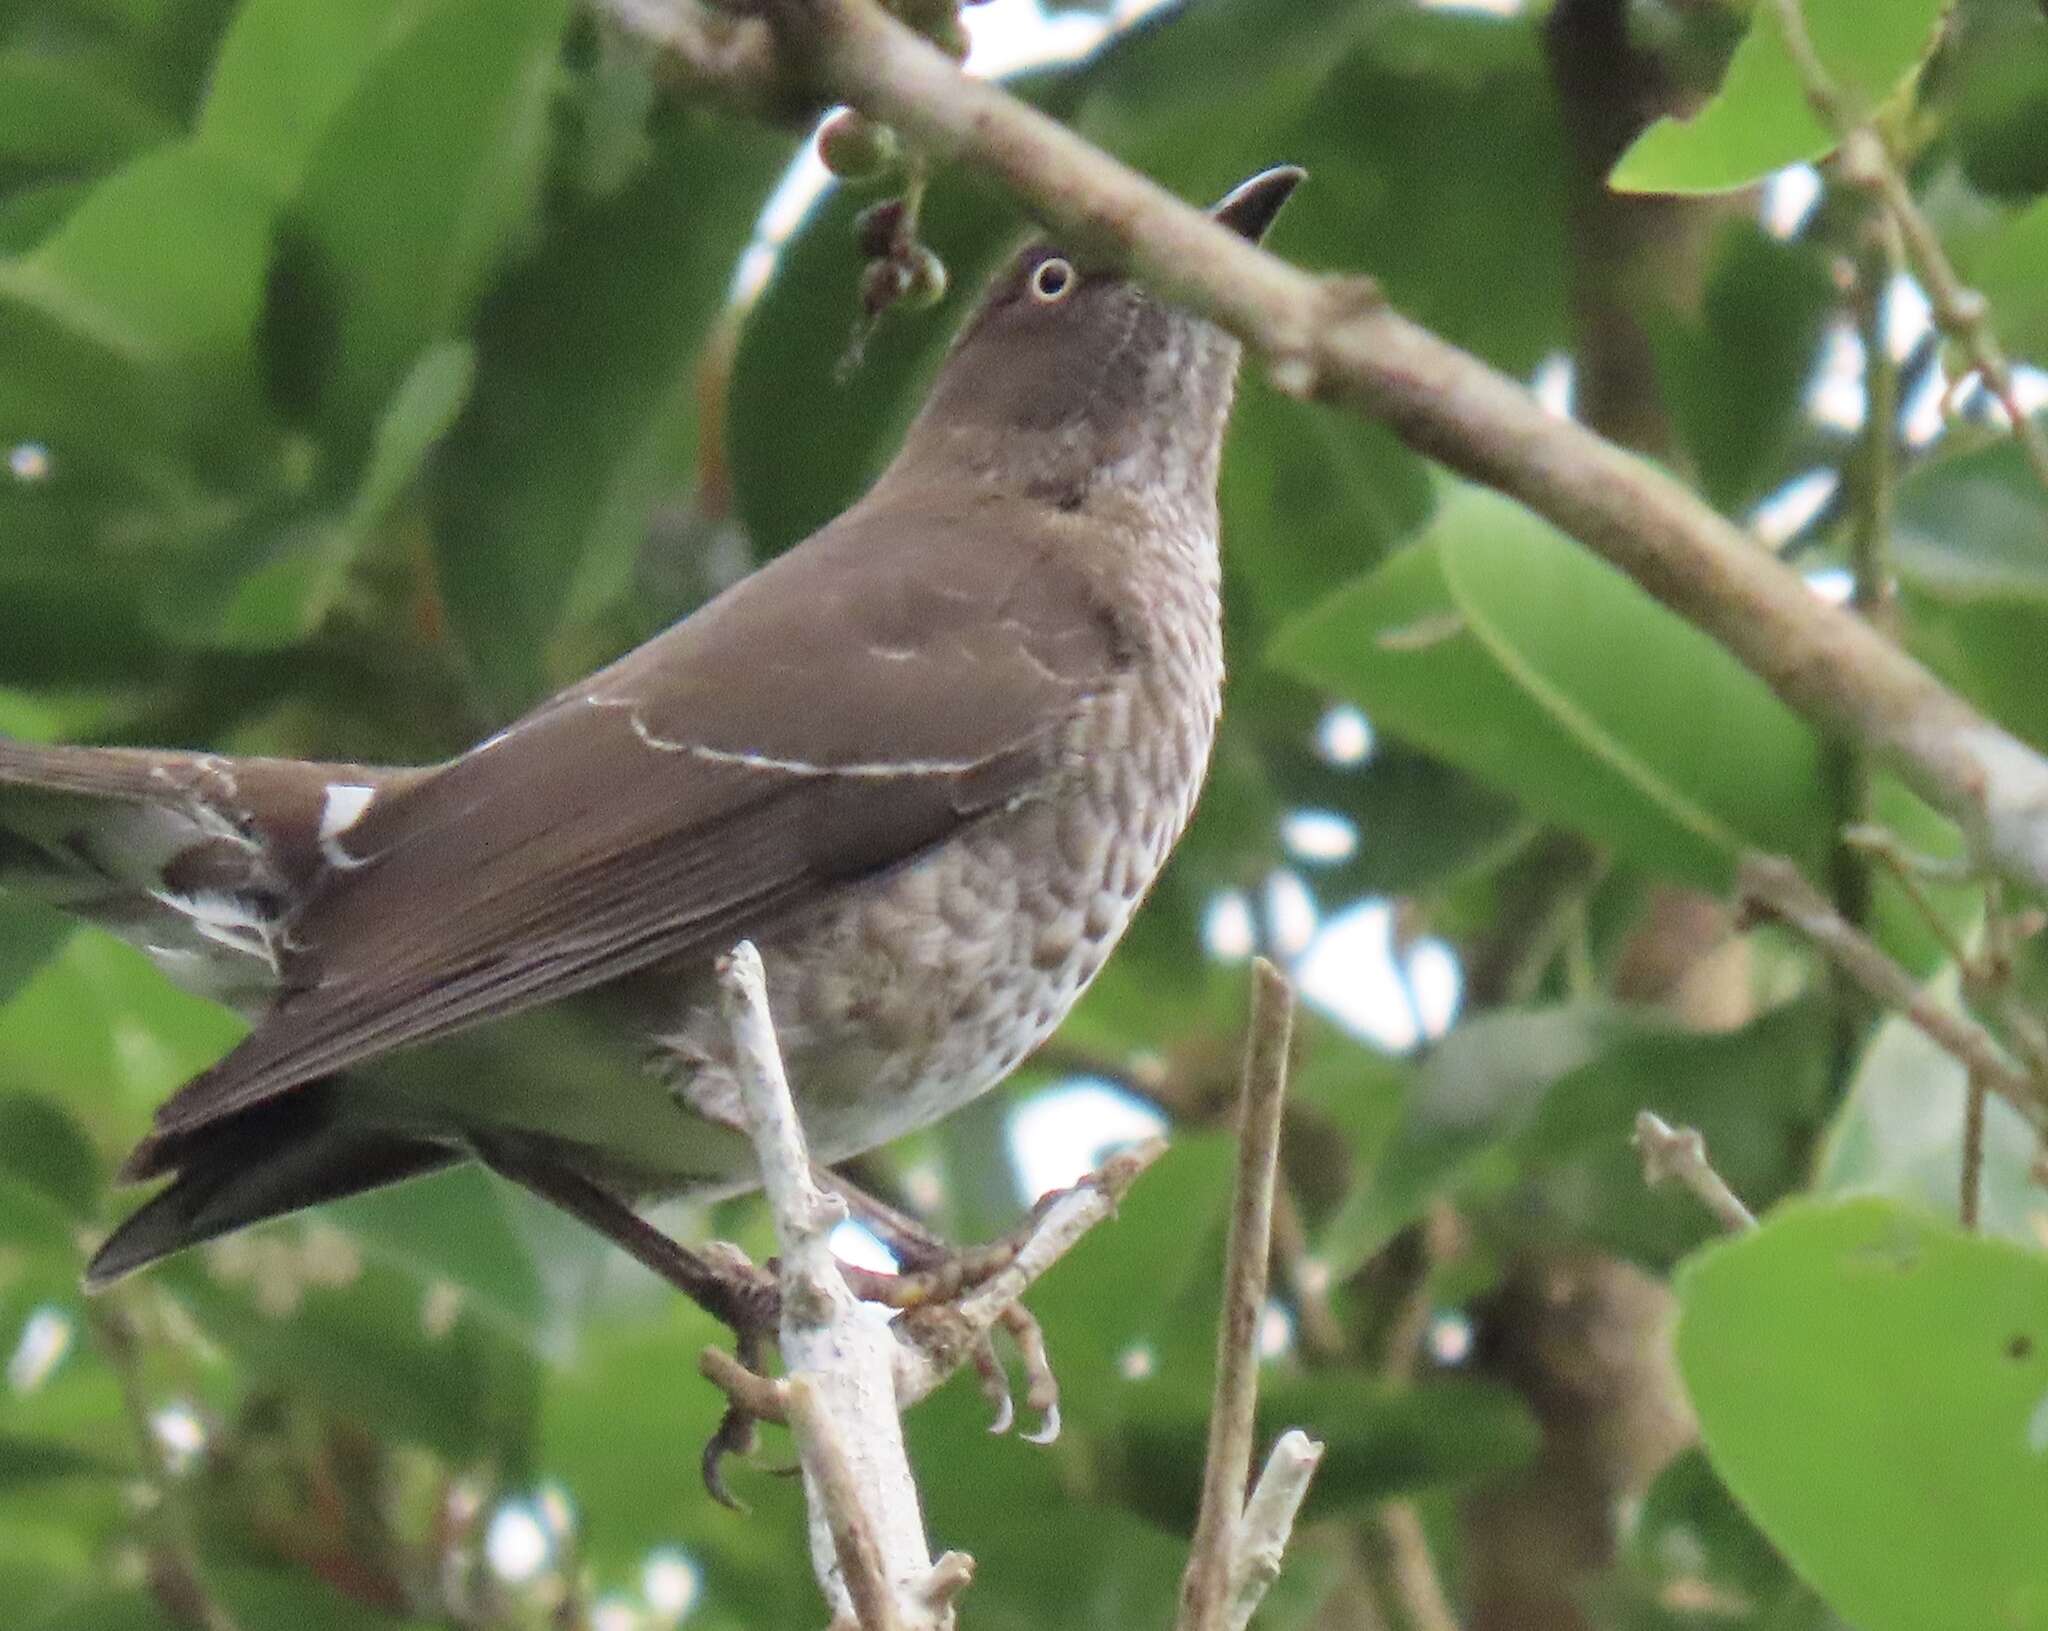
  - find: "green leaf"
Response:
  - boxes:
[1966,198,2048,363]
[728,167,1021,558]
[1271,12,1569,373]
[0,1433,119,1491]
[1271,484,1828,889]
[1895,442,2048,753]
[1652,224,1837,514]
[1112,1374,1539,1531]
[0,53,175,174]
[287,0,570,453]
[161,1237,540,1463]
[431,111,790,706]
[1678,1198,2048,1631]
[196,0,438,201]
[1316,1004,1622,1275]
[0,1095,102,1250]
[1815,967,2042,1245]
[21,141,271,379]
[1613,0,1949,193]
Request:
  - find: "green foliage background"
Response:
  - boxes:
[0,0,2046,1626]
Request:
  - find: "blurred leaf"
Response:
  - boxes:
[431,110,791,706]
[25,1587,179,1631]
[1317,1004,1622,1275]
[160,1239,541,1464]
[1966,197,2048,361]
[1325,999,1830,1277]
[0,930,243,1146]
[1272,484,1829,890]
[287,0,569,455]
[727,166,1019,557]
[0,53,175,173]
[1653,224,1837,515]
[211,1564,439,1630]
[1679,1198,2048,1631]
[195,0,436,201]
[1942,6,2048,202]
[1273,11,1569,373]
[1113,1373,1538,1531]
[0,1434,119,1490]
[1614,0,1949,193]
[1814,966,2042,1244]
[1523,999,1831,1272]
[0,1094,101,1249]
[1895,441,2048,752]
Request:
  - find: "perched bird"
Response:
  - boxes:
[0,165,1302,1291]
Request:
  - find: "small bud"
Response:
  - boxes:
[853,197,908,259]
[817,109,898,182]
[860,257,913,319]
[900,245,948,310]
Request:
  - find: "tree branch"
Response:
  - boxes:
[718,942,959,1630]
[603,0,2048,906]
[1737,853,2047,1132]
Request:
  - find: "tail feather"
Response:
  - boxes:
[0,741,423,1011]
[85,1090,459,1287]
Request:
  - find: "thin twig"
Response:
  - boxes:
[1961,1069,1988,1232]
[1179,958,1298,1631]
[785,1376,910,1631]
[1378,1503,1464,1631]
[1227,1431,1327,1631]
[1633,1112,1758,1233]
[1759,0,2048,491]
[1738,853,2046,1131]
[890,1138,1164,1418]
[718,942,957,1630]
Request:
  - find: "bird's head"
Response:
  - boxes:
[890,165,1304,516]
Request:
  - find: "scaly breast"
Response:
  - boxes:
[659,564,1223,1167]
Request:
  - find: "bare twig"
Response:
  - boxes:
[1228,1431,1327,1631]
[1759,0,2048,488]
[1961,1068,1988,1232]
[1633,1111,1758,1233]
[1179,958,1302,1631]
[597,0,2048,907]
[890,1138,1164,1419]
[718,942,958,1630]
[784,1376,911,1631]
[1737,853,2047,1131]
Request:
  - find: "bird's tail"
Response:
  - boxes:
[84,1086,458,1288]
[0,740,419,1010]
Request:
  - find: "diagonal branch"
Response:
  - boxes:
[601,0,2048,906]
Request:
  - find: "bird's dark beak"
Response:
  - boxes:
[1209,165,1306,244]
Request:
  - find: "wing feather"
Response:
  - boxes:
[134,491,1121,1157]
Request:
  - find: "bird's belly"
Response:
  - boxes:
[654,667,1218,1169]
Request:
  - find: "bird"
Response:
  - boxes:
[0,164,1303,1295]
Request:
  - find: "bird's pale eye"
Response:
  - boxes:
[1029,257,1076,303]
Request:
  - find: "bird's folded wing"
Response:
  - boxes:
[133,495,1125,1161]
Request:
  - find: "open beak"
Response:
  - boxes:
[1210,165,1306,244]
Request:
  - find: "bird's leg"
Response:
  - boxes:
[817,1162,1067,1441]
[473,1140,778,1335]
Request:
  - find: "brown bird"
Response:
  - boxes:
[0,165,1302,1292]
